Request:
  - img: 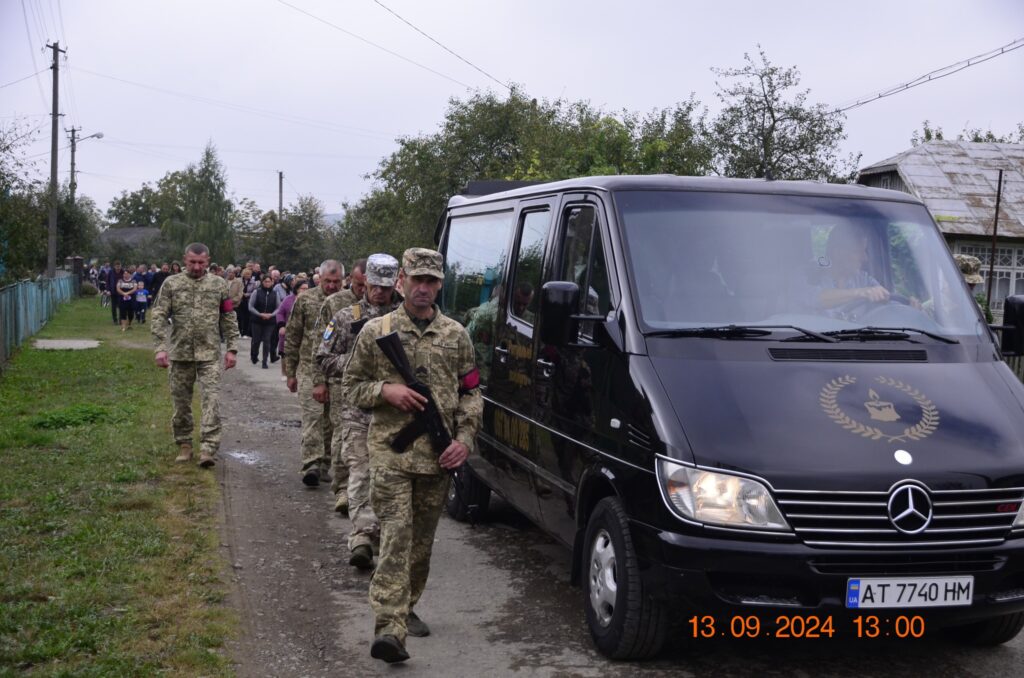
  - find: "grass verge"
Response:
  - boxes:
[0,298,234,677]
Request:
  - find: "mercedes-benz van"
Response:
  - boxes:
[437,175,1024,658]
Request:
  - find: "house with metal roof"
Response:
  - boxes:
[857,141,1024,316]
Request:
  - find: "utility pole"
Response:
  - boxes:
[47,41,66,279]
[278,171,284,224]
[67,126,80,203]
[986,169,1005,308]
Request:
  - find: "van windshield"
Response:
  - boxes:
[615,190,984,337]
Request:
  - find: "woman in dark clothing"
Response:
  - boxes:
[116,269,137,332]
[248,275,281,368]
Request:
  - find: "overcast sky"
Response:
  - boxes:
[2,0,1022,219]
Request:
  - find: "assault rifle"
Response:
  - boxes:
[376,331,453,454]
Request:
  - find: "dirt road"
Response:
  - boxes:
[217,339,1024,677]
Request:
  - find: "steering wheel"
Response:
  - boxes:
[834,292,913,320]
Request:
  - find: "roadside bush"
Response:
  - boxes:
[81,281,98,296]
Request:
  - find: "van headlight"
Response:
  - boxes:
[1014,502,1024,528]
[658,459,790,531]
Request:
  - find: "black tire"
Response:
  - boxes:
[445,466,491,522]
[582,496,668,659]
[944,612,1024,646]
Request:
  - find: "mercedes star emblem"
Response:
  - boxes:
[887,483,933,534]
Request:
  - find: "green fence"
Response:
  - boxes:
[0,273,75,367]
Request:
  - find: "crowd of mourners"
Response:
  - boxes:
[89,259,327,368]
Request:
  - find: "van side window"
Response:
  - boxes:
[509,210,550,324]
[441,210,514,325]
[560,206,611,334]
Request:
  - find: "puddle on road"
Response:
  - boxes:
[226,449,263,465]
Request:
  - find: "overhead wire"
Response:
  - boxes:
[273,0,474,89]
[837,36,1024,113]
[0,70,48,90]
[371,0,511,92]
[73,67,397,140]
[18,0,49,110]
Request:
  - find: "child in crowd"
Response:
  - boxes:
[134,282,150,324]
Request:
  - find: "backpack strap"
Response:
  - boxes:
[352,303,361,321]
[382,310,391,335]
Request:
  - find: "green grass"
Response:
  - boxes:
[0,299,234,677]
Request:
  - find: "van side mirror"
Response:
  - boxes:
[1001,295,1024,356]
[540,281,580,347]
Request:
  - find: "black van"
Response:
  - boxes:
[436,175,1024,658]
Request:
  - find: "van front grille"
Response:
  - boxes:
[775,486,1024,549]
[808,553,1007,576]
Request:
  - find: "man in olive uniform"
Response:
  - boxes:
[151,242,239,467]
[284,259,345,486]
[316,254,402,568]
[342,248,482,663]
[309,264,359,504]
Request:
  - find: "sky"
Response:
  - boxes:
[2,0,1023,220]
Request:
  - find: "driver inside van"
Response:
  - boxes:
[815,223,890,316]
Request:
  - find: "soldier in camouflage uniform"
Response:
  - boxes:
[342,248,482,663]
[284,259,345,487]
[309,266,359,504]
[151,243,240,467]
[316,254,402,568]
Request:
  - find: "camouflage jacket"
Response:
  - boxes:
[315,295,401,424]
[341,305,482,475]
[151,272,239,361]
[283,286,329,378]
[310,288,357,386]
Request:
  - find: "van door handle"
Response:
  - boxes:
[536,358,554,378]
[494,344,509,364]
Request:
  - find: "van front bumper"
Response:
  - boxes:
[630,519,1024,626]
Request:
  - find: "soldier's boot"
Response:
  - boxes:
[406,611,430,637]
[319,465,332,485]
[301,466,320,487]
[334,492,349,514]
[349,544,373,570]
[175,443,193,463]
[370,635,409,663]
[198,452,215,468]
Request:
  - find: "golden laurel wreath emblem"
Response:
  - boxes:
[819,375,939,443]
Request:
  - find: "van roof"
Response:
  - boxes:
[446,175,924,209]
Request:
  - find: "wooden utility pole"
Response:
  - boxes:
[986,169,1005,307]
[278,171,284,223]
[47,41,66,279]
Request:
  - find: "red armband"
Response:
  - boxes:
[220,299,234,313]
[459,367,480,392]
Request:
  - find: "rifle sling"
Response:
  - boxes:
[390,417,427,453]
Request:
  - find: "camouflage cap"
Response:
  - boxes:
[366,253,399,287]
[954,254,985,285]
[402,247,444,280]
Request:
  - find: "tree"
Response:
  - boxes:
[0,121,46,281]
[106,183,163,227]
[711,47,859,182]
[259,195,328,272]
[910,120,945,146]
[911,121,1024,146]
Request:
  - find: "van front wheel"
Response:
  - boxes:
[445,466,490,522]
[944,612,1024,646]
[582,497,668,659]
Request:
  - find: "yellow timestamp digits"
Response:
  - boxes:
[688,614,836,639]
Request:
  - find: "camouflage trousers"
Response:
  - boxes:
[169,360,222,455]
[336,423,375,550]
[326,383,350,497]
[369,466,449,642]
[297,369,332,474]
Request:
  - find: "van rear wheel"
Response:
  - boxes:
[445,466,490,522]
[582,497,668,659]
[944,612,1024,646]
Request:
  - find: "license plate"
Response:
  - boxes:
[846,576,973,609]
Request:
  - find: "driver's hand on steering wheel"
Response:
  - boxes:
[858,285,890,303]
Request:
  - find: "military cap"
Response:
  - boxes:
[954,254,984,285]
[366,253,400,287]
[402,247,444,280]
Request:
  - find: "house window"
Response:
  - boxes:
[955,242,1024,315]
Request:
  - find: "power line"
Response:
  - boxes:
[273,0,474,89]
[18,0,49,110]
[837,36,1024,113]
[0,70,47,89]
[74,66,397,139]
[372,0,511,91]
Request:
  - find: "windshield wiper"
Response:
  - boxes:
[646,324,838,342]
[824,326,959,344]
